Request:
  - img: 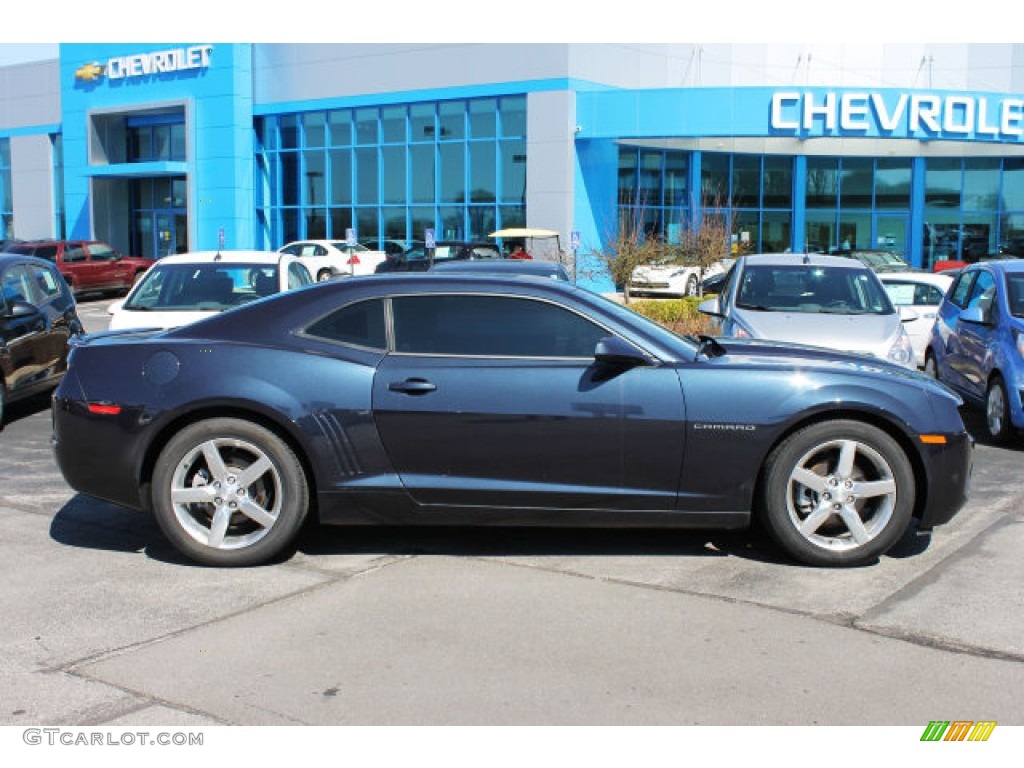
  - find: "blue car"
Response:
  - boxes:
[52,274,971,568]
[925,260,1024,443]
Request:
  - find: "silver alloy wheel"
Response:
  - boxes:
[987,382,1007,438]
[169,437,282,550]
[785,438,897,552]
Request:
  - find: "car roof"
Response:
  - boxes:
[151,250,288,265]
[878,272,952,286]
[740,253,869,269]
[0,252,66,270]
[970,258,1024,274]
[430,260,568,277]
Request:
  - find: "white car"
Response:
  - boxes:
[698,253,918,369]
[279,239,387,281]
[878,272,954,368]
[628,261,703,297]
[107,250,313,331]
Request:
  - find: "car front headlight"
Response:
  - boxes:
[887,327,915,367]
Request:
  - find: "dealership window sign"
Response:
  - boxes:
[74,45,213,83]
[770,91,1024,140]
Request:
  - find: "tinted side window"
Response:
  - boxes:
[392,295,608,357]
[87,243,118,261]
[949,272,974,308]
[288,262,312,288]
[305,299,386,350]
[63,244,86,263]
[33,245,59,262]
[966,271,996,314]
[1,265,40,305]
[30,263,65,303]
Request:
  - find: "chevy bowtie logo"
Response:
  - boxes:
[74,62,105,82]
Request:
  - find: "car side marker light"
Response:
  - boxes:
[919,434,947,444]
[87,403,122,416]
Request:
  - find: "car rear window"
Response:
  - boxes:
[124,263,280,311]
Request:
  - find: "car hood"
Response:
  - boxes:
[734,309,901,356]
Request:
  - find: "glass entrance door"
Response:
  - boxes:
[131,176,187,258]
[874,214,908,256]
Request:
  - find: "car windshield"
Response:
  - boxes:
[123,263,279,311]
[403,245,501,263]
[1007,274,1024,317]
[736,265,894,314]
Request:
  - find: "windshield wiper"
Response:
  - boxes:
[735,303,776,311]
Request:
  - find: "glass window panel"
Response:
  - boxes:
[469,143,496,203]
[328,110,352,146]
[330,150,352,205]
[762,156,793,209]
[500,140,526,203]
[170,123,186,159]
[499,96,526,138]
[963,158,999,210]
[732,210,758,254]
[304,151,327,206]
[279,115,299,150]
[410,144,435,204]
[840,158,873,209]
[355,108,379,145]
[410,103,436,142]
[440,143,465,204]
[1002,158,1024,211]
[1000,212,1024,255]
[382,146,406,205]
[923,212,961,267]
[355,147,378,205]
[356,208,378,242]
[153,178,172,207]
[962,213,997,258]
[329,207,352,238]
[440,206,463,239]
[305,208,327,239]
[618,149,638,206]
[171,178,187,208]
[806,158,839,208]
[838,212,871,249]
[926,158,961,209]
[469,99,497,138]
[874,158,911,209]
[382,206,406,240]
[381,105,406,143]
[467,205,496,240]
[439,101,465,140]
[638,151,662,207]
[732,155,761,209]
[701,153,730,203]
[282,208,300,244]
[410,207,435,240]
[152,125,170,160]
[805,211,836,252]
[306,299,387,350]
[761,210,791,252]
[0,139,10,166]
[499,205,526,230]
[664,152,688,208]
[302,112,326,148]
[281,152,300,206]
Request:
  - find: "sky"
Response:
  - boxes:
[0,1,1013,69]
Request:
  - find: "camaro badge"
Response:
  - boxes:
[74,62,105,82]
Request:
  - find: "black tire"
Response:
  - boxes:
[151,418,309,566]
[985,374,1013,445]
[759,420,915,567]
[317,269,334,282]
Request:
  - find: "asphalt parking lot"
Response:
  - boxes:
[1,295,1022,727]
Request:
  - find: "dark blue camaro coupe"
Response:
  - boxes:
[52,275,972,567]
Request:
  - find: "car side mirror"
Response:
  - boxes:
[5,300,41,319]
[594,336,651,367]
[959,305,990,325]
[697,297,722,317]
[898,306,919,323]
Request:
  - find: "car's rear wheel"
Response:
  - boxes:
[152,418,309,566]
[985,374,1013,444]
[759,420,914,567]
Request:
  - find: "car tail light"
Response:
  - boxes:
[87,403,122,416]
[347,254,361,265]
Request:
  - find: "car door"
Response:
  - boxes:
[84,242,131,291]
[59,243,91,292]
[371,293,686,511]
[954,269,998,397]
[0,263,54,398]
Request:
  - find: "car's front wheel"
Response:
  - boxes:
[759,420,914,567]
[317,269,334,282]
[152,418,309,566]
[985,374,1013,444]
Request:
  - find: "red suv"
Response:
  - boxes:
[5,240,155,296]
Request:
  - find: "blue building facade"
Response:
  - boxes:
[3,43,1024,291]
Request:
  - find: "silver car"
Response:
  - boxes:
[698,253,916,368]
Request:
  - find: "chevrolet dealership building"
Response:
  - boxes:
[3,42,1024,290]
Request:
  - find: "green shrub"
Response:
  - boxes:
[628,296,718,336]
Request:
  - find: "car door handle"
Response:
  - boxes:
[389,378,437,395]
